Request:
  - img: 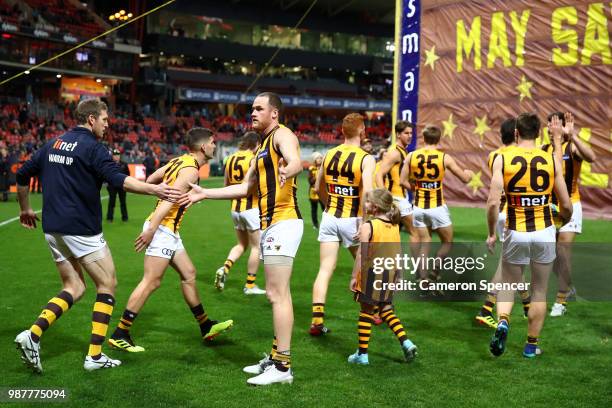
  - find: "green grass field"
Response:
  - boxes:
[1,173,610,407]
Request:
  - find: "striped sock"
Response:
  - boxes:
[527,335,538,346]
[312,303,325,326]
[88,293,114,359]
[380,309,408,344]
[358,312,374,354]
[499,313,510,325]
[480,292,497,316]
[270,336,278,359]
[520,290,531,316]
[191,304,212,336]
[555,290,568,306]
[273,350,291,372]
[30,291,74,343]
[223,259,234,274]
[245,274,256,289]
[111,309,137,339]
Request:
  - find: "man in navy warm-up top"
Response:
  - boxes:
[14,98,177,373]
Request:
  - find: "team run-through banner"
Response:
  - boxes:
[396,0,612,218]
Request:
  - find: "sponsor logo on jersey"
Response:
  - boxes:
[327,183,358,197]
[506,194,550,207]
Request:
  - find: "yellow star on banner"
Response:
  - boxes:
[516,75,533,102]
[424,46,440,71]
[442,113,457,139]
[468,171,484,194]
[473,115,491,140]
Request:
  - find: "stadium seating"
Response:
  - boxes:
[0,102,391,160]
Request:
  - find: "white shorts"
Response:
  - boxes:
[393,196,413,217]
[318,212,360,248]
[502,225,556,265]
[260,219,303,259]
[412,205,452,230]
[231,208,260,232]
[497,211,506,242]
[143,221,185,259]
[45,232,107,263]
[558,201,582,234]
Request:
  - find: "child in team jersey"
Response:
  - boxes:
[349,188,418,364]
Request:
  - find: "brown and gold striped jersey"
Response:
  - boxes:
[356,217,401,302]
[323,144,369,218]
[387,144,408,198]
[147,154,199,233]
[502,146,555,232]
[255,124,301,229]
[225,149,257,212]
[542,141,581,204]
[409,147,446,209]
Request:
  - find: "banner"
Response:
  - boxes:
[394,0,421,151]
[417,0,612,219]
[177,87,392,111]
[61,77,109,99]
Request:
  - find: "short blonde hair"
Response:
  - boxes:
[311,152,323,162]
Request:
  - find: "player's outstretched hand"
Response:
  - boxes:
[486,234,497,254]
[175,183,206,207]
[154,182,181,202]
[19,209,39,229]
[563,112,574,136]
[135,229,155,252]
[550,115,563,141]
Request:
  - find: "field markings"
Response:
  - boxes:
[0,196,109,227]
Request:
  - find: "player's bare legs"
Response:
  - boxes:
[551,232,575,316]
[311,243,357,334]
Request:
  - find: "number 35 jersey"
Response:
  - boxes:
[501,146,555,232]
[323,144,369,218]
[409,147,446,209]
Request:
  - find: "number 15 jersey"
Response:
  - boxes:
[501,147,555,232]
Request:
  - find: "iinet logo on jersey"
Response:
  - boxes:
[328,183,358,197]
[52,139,78,152]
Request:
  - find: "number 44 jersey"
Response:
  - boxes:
[323,144,369,218]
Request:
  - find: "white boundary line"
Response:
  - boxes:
[0,196,109,227]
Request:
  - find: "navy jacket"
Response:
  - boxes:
[16,127,128,235]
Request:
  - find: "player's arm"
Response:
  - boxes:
[135,167,198,252]
[552,156,572,224]
[146,165,166,184]
[562,112,595,163]
[376,149,399,188]
[361,154,376,214]
[445,154,474,184]
[275,127,302,185]
[183,160,256,204]
[92,144,178,199]
[399,152,413,190]
[350,222,372,292]
[315,158,327,206]
[15,148,44,229]
[486,155,503,252]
